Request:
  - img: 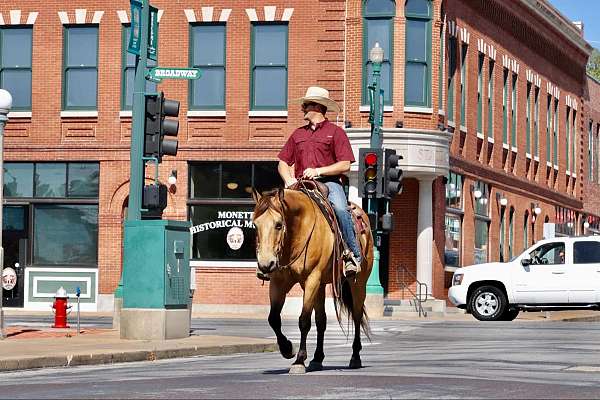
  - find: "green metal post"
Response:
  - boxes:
[115,0,150,301]
[366,56,384,295]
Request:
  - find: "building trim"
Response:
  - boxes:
[248,110,288,117]
[0,10,39,25]
[58,9,104,24]
[187,110,226,117]
[451,156,582,209]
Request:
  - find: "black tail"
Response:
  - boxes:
[333,279,371,340]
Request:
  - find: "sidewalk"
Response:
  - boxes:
[0,326,277,373]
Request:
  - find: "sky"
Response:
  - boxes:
[548,0,600,49]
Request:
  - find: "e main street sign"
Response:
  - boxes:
[147,67,202,82]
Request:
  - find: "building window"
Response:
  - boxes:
[572,110,577,176]
[487,60,494,140]
[589,120,594,182]
[499,208,505,262]
[473,181,489,264]
[34,205,98,265]
[362,0,394,106]
[190,24,226,110]
[511,74,517,147]
[526,82,531,155]
[405,0,431,107]
[553,99,559,166]
[566,107,571,172]
[508,207,514,260]
[477,53,484,134]
[503,69,508,145]
[0,27,32,110]
[251,24,288,110]
[121,25,156,111]
[445,171,463,272]
[63,26,98,110]
[546,95,552,163]
[438,26,444,112]
[523,212,529,251]
[189,162,282,261]
[447,38,457,123]
[459,43,467,126]
[4,162,100,268]
[534,87,539,158]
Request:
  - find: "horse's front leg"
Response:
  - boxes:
[307,284,326,372]
[269,276,295,359]
[289,274,321,375]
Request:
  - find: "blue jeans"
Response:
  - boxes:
[325,182,361,262]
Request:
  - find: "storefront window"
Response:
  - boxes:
[445,171,463,209]
[189,162,281,261]
[4,163,33,197]
[444,214,460,268]
[33,205,98,265]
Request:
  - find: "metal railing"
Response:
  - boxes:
[397,265,429,318]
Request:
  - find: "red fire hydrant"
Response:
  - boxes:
[52,287,71,328]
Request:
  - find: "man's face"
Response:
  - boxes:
[302,102,322,120]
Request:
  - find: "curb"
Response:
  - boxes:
[561,316,600,322]
[0,342,278,372]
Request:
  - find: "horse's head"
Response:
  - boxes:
[252,188,287,276]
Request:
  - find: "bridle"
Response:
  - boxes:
[256,190,317,270]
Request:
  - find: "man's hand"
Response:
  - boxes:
[302,168,321,179]
[285,178,298,188]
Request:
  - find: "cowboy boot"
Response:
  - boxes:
[342,249,361,277]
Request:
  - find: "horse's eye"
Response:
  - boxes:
[275,222,283,230]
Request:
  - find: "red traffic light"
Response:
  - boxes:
[364,152,378,166]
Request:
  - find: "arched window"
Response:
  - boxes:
[405,0,432,107]
[362,0,395,106]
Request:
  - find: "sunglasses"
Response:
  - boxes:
[301,102,320,110]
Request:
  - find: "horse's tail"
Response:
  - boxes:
[334,279,371,340]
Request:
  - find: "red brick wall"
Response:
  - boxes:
[583,76,600,218]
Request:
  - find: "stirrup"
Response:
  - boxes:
[342,250,361,277]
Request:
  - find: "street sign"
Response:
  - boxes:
[147,5,158,61]
[127,0,143,56]
[147,67,202,82]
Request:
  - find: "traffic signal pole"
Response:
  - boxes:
[129,0,151,222]
[366,49,384,296]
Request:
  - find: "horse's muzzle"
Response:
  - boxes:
[257,259,278,274]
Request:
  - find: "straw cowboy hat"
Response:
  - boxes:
[292,86,341,113]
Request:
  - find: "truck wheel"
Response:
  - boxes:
[500,308,519,321]
[468,285,507,321]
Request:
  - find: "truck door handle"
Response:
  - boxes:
[552,271,565,274]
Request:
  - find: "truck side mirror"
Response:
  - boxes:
[521,257,531,267]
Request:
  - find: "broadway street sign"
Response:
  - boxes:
[147,67,202,82]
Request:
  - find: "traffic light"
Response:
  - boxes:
[383,148,403,198]
[358,148,383,198]
[142,183,168,219]
[144,92,180,163]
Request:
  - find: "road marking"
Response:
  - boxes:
[566,366,600,372]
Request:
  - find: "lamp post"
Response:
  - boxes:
[0,89,13,340]
[366,43,384,296]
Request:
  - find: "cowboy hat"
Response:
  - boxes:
[291,86,340,113]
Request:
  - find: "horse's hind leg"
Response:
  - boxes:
[307,284,326,372]
[269,278,295,359]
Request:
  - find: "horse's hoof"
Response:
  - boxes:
[289,364,306,375]
[349,357,362,369]
[307,361,323,372]
[279,340,295,359]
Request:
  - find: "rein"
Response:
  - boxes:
[276,190,317,269]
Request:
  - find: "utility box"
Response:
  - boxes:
[121,219,191,340]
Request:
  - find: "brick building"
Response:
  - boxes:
[0,0,595,313]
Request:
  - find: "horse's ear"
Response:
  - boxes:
[251,187,262,203]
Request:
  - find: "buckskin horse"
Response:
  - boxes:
[252,183,374,374]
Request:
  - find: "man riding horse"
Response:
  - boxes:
[277,86,361,277]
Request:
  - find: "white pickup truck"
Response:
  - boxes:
[448,236,600,321]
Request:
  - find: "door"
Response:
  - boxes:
[570,240,600,304]
[2,206,29,308]
[512,241,568,304]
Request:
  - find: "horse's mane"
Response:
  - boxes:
[253,189,283,219]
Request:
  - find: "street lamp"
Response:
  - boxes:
[366,42,385,296]
[0,89,13,340]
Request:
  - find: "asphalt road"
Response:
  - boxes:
[1,318,600,398]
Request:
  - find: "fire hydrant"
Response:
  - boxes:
[52,287,71,328]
